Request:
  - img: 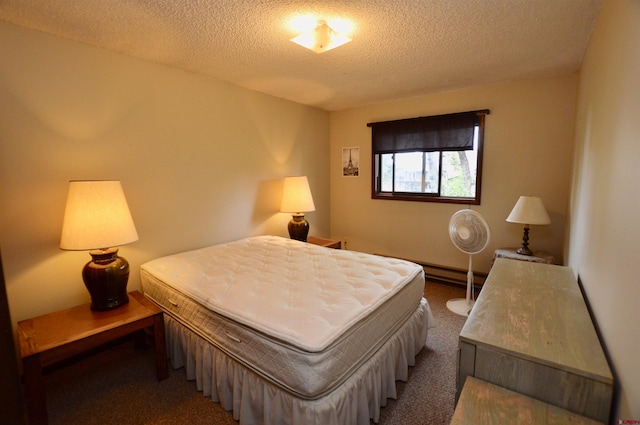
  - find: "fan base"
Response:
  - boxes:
[446,298,475,317]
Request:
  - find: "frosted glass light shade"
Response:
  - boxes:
[290,20,351,54]
[280,176,316,213]
[506,196,551,225]
[60,180,138,250]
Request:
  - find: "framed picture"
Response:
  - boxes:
[342,147,359,177]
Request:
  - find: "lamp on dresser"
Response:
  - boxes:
[506,196,550,256]
[60,180,138,311]
[280,176,316,242]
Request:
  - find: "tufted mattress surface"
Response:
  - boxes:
[140,235,430,398]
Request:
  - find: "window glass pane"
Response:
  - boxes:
[381,154,393,191]
[394,152,422,192]
[442,127,478,197]
[393,152,440,193]
[424,151,440,193]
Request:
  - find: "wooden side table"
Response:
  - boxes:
[18,290,168,425]
[307,236,341,249]
[491,247,554,268]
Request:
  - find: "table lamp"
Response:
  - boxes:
[506,196,551,256]
[280,176,315,242]
[60,180,138,311]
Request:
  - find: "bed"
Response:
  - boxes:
[140,235,434,425]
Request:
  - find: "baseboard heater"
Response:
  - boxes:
[419,261,487,289]
[376,254,488,290]
[418,263,487,289]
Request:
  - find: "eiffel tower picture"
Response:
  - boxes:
[342,147,359,176]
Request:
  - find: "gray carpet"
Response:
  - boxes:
[45,282,467,425]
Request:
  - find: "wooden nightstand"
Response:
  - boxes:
[307,236,341,249]
[17,290,168,425]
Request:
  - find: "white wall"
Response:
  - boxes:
[568,0,640,419]
[329,75,577,273]
[0,22,330,323]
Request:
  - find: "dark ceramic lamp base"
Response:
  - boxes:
[288,213,310,242]
[83,248,130,311]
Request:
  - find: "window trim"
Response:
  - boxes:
[370,111,489,205]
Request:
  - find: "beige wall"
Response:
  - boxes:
[329,75,577,273]
[3,1,638,419]
[0,22,330,322]
[568,0,640,419]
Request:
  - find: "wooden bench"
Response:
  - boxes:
[452,376,603,424]
[456,259,613,423]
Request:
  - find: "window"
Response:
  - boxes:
[369,110,489,204]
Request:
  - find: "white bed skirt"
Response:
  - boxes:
[165,298,432,425]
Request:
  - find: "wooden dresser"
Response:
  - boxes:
[456,258,613,423]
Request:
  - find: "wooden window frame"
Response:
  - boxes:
[370,111,489,205]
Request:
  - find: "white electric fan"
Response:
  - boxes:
[446,209,491,317]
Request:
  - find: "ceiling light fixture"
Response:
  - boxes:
[290,20,351,54]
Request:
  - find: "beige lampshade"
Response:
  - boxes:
[280,176,316,213]
[60,180,138,250]
[506,196,551,225]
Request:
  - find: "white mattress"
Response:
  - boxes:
[140,235,430,399]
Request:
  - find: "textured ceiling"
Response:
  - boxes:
[0,0,602,111]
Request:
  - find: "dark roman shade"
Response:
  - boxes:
[368,110,490,154]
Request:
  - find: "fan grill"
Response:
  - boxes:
[449,209,490,255]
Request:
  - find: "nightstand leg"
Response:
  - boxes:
[153,312,168,380]
[23,354,48,425]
